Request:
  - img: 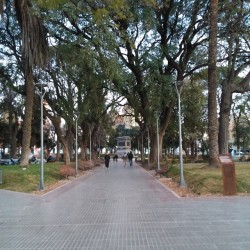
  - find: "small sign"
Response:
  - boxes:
[219,155,233,165]
[219,154,236,196]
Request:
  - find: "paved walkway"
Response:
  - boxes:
[1,160,250,249]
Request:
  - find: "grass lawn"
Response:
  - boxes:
[0,163,62,193]
[167,162,250,195]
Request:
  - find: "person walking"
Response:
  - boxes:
[127,151,133,166]
[122,152,127,166]
[113,154,118,161]
[104,153,110,169]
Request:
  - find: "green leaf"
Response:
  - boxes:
[34,0,68,9]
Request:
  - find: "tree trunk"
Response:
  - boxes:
[79,138,88,160]
[149,106,172,164]
[218,82,232,154]
[55,131,72,165]
[208,0,220,167]
[10,112,19,158]
[183,141,189,159]
[56,139,60,161]
[15,0,48,166]
[150,130,164,164]
[20,69,34,166]
[79,131,90,160]
[46,113,73,165]
[141,135,145,163]
[68,134,74,160]
[61,141,70,165]
[150,136,157,165]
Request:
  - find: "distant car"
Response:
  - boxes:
[0,157,12,165]
[0,156,19,165]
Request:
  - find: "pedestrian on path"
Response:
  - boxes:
[104,153,110,168]
[113,154,118,161]
[127,151,133,166]
[122,152,127,166]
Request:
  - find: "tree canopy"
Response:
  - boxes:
[0,0,249,167]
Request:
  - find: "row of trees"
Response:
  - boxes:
[0,0,249,167]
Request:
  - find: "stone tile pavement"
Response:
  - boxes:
[1,159,250,249]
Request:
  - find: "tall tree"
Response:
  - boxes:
[208,0,220,167]
[232,93,250,150]
[42,43,112,164]
[218,0,250,154]
[0,1,24,158]
[180,79,208,159]
[32,0,212,165]
[90,0,211,163]
[14,0,49,166]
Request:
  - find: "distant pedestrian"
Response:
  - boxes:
[113,154,118,161]
[127,151,133,166]
[122,152,127,166]
[104,153,110,168]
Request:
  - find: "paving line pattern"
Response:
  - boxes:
[1,160,250,249]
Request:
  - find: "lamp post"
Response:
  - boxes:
[175,80,186,187]
[154,111,160,170]
[36,83,48,190]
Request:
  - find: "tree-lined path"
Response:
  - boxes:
[1,161,250,249]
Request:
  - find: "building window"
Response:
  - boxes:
[118,141,125,146]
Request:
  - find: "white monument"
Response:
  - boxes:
[116,136,131,158]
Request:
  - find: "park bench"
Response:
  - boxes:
[155,165,169,178]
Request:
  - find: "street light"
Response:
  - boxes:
[154,111,160,170]
[174,80,186,187]
[36,83,48,190]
